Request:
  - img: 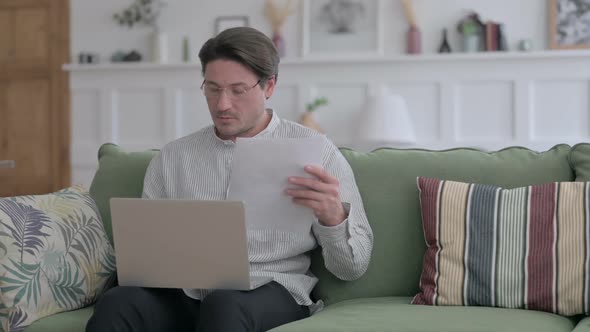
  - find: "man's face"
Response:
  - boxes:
[202,59,275,141]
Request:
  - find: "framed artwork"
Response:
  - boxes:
[302,0,384,57]
[549,0,590,49]
[214,16,250,35]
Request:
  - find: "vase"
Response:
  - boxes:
[299,112,323,133]
[518,39,533,52]
[182,36,190,62]
[463,34,480,53]
[406,26,422,54]
[272,32,286,57]
[152,31,169,63]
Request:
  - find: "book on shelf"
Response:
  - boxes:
[485,21,509,52]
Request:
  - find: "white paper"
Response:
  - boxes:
[227,136,325,233]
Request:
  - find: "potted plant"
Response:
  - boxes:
[299,97,328,133]
[457,12,485,52]
[113,0,168,63]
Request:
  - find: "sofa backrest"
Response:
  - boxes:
[570,143,590,181]
[309,145,574,306]
[89,143,575,306]
[89,144,158,245]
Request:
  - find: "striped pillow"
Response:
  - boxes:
[412,177,589,316]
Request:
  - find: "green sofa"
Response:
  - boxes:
[25,142,590,332]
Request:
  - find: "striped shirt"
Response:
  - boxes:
[142,110,373,313]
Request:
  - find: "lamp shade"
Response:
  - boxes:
[358,91,416,144]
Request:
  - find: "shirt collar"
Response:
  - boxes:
[255,109,279,138]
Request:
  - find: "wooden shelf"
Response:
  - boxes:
[63,50,590,72]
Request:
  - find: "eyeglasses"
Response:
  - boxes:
[200,79,262,100]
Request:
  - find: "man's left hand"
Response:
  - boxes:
[286,165,347,227]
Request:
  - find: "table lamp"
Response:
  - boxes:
[358,90,416,145]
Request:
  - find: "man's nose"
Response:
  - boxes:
[215,91,232,111]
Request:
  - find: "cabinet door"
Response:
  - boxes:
[0,82,7,158]
[14,6,49,68]
[0,0,69,197]
[0,9,15,65]
[0,79,53,196]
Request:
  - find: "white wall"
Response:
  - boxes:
[66,51,590,187]
[69,0,573,189]
[71,0,547,63]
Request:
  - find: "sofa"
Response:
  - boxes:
[23,142,590,332]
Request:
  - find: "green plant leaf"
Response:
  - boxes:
[0,259,42,307]
[305,97,329,112]
[48,261,86,309]
[55,211,102,266]
[97,251,117,291]
[0,199,50,264]
[1,285,21,293]
[0,300,8,322]
[1,261,30,281]
[0,277,24,285]
[8,306,28,331]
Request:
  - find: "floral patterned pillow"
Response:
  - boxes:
[0,186,116,331]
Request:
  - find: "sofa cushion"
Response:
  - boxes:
[0,187,114,331]
[573,316,590,332]
[89,143,159,245]
[413,177,590,316]
[570,143,590,181]
[310,145,574,306]
[24,305,93,332]
[270,297,577,332]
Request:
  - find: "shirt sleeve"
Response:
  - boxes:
[142,152,167,199]
[311,141,374,281]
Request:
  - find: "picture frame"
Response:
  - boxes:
[214,16,250,35]
[301,0,384,58]
[549,0,590,50]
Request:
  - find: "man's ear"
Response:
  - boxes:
[264,76,276,100]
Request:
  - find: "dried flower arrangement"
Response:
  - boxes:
[113,0,166,31]
[401,0,418,28]
[264,0,296,35]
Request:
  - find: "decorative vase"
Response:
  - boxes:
[463,34,480,53]
[406,26,422,54]
[182,36,190,62]
[152,30,168,63]
[272,32,286,57]
[299,112,323,133]
[518,39,533,52]
[498,24,508,51]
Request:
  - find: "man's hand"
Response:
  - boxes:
[285,165,347,227]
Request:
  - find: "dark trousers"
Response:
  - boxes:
[86,282,309,332]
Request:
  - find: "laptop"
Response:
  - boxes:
[109,198,272,290]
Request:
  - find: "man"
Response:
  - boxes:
[86,27,373,332]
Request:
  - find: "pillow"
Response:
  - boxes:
[412,177,589,316]
[570,143,590,181]
[0,186,116,331]
[90,143,159,245]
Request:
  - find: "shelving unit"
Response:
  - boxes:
[63,50,590,71]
